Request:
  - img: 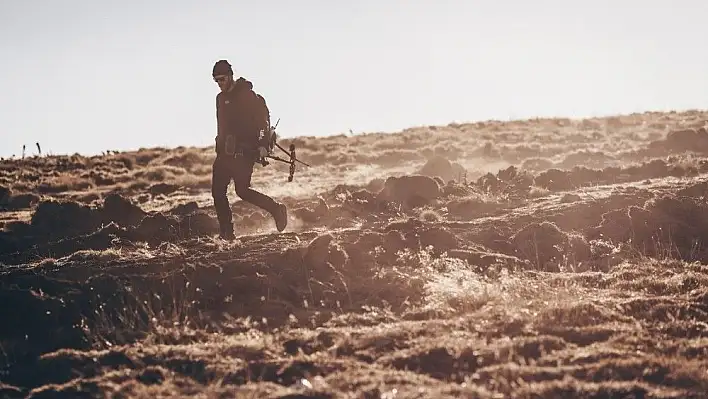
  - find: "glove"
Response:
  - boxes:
[258,146,268,158]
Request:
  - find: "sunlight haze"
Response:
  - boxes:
[0,0,706,158]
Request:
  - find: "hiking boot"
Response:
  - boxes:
[219,224,236,240]
[219,230,236,240]
[273,202,288,232]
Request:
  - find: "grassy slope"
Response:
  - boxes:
[1,109,708,398]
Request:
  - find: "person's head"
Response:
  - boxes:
[212,59,234,92]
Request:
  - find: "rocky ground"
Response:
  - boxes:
[2,110,708,398]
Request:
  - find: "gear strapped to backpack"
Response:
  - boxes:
[254,93,274,153]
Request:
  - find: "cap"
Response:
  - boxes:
[212,59,233,76]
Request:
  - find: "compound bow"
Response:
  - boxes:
[257,118,311,182]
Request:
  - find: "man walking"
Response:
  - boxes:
[211,59,287,240]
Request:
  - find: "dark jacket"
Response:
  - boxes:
[215,77,270,154]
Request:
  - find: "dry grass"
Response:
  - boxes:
[2,109,708,398]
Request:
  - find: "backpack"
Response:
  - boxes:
[253,93,277,152]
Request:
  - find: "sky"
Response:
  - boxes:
[0,0,706,158]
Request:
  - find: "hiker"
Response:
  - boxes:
[211,59,287,240]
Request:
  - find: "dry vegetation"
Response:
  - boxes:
[2,109,708,398]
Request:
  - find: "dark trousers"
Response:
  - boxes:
[211,154,278,234]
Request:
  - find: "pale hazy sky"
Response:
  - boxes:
[1,1,706,158]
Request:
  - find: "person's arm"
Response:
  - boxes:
[215,93,222,153]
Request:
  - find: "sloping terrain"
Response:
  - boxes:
[1,110,708,398]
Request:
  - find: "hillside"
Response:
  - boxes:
[2,109,708,398]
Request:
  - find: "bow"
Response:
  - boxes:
[257,118,311,182]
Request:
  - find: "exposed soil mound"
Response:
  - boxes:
[559,150,616,169]
[0,184,10,205]
[30,199,101,237]
[446,195,508,220]
[364,177,386,192]
[0,196,220,265]
[128,211,218,244]
[0,192,41,210]
[511,221,590,271]
[28,194,148,238]
[590,194,708,261]
[102,193,147,226]
[440,180,478,198]
[378,174,442,208]
[292,197,331,224]
[310,186,400,228]
[676,181,708,198]
[418,155,467,183]
[532,157,701,192]
[628,196,708,260]
[533,168,575,190]
[476,166,534,197]
[160,150,206,171]
[654,127,708,153]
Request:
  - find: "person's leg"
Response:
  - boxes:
[232,155,288,232]
[211,156,236,239]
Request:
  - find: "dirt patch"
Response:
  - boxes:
[510,221,591,271]
[378,174,443,208]
[418,155,467,183]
